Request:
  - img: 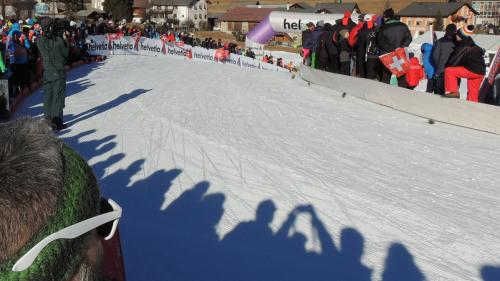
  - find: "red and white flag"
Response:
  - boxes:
[379,48,411,77]
[106,33,123,41]
[131,32,141,51]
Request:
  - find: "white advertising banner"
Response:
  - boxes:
[86,35,288,72]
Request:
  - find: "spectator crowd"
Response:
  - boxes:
[302,8,498,104]
[2,7,498,120]
[0,17,94,117]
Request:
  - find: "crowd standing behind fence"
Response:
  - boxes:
[1,9,498,119]
[302,8,499,105]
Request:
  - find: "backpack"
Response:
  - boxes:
[366,30,379,56]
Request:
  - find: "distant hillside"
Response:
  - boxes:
[208,0,451,15]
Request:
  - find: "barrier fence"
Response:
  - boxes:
[86,35,289,72]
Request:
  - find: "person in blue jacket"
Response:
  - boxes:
[7,30,29,99]
[421,43,436,93]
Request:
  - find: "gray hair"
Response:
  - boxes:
[0,117,64,262]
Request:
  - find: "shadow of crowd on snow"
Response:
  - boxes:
[17,63,500,281]
[57,127,500,281]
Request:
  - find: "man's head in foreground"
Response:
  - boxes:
[0,117,105,281]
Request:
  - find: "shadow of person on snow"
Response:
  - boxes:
[13,62,104,119]
[58,130,429,281]
[481,265,500,281]
[65,88,152,126]
[382,243,426,281]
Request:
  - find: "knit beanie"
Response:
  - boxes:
[383,8,395,19]
[342,10,351,26]
[445,24,457,37]
[458,25,474,39]
[0,145,100,281]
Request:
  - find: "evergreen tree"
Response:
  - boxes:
[434,10,444,31]
[103,0,133,21]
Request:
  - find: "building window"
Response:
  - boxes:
[416,20,421,26]
[194,14,197,19]
[199,14,202,20]
[204,14,207,19]
[174,14,177,18]
[194,5,197,10]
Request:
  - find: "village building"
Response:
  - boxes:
[149,0,208,28]
[314,3,360,14]
[219,7,274,33]
[398,2,478,37]
[472,0,500,26]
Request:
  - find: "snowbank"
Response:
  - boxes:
[300,65,500,135]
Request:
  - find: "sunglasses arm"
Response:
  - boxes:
[12,199,122,272]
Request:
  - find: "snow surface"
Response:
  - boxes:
[16,56,500,281]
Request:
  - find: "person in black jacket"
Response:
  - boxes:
[315,23,333,71]
[324,23,340,73]
[334,11,356,75]
[432,24,457,95]
[444,25,486,102]
[377,8,412,87]
[356,14,375,78]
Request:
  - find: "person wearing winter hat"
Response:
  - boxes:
[348,14,365,76]
[362,15,381,80]
[333,11,356,75]
[315,23,335,71]
[432,24,457,95]
[7,29,30,100]
[377,8,412,87]
[302,22,315,63]
[444,25,486,102]
[0,117,123,281]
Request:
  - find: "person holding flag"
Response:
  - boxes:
[377,8,412,87]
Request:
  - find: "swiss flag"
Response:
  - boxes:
[379,48,411,77]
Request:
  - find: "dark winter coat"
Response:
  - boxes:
[316,30,331,68]
[356,23,372,57]
[377,19,412,55]
[446,37,486,75]
[302,29,313,50]
[324,30,338,54]
[37,36,69,79]
[310,27,324,53]
[432,36,455,75]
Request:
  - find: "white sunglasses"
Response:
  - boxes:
[12,199,122,272]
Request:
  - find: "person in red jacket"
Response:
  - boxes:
[405,55,425,90]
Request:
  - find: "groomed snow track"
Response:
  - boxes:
[16,55,500,281]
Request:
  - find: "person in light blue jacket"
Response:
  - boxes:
[421,43,436,93]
